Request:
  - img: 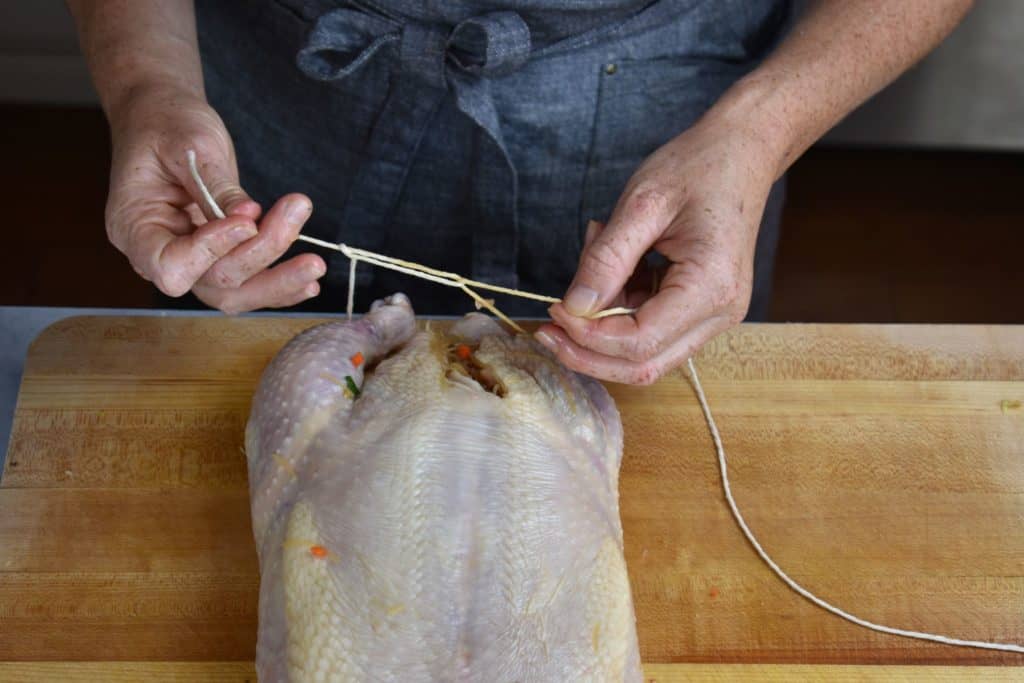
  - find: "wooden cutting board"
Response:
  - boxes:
[0,316,1022,681]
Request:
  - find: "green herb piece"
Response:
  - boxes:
[344,375,361,399]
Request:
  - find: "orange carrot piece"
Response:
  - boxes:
[351,352,364,367]
[309,545,329,558]
[455,344,472,360]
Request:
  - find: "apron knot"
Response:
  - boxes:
[447,12,532,78]
[296,8,532,89]
[295,6,532,291]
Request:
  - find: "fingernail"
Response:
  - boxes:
[563,285,599,316]
[534,330,557,350]
[304,282,320,298]
[287,199,312,223]
[307,262,326,278]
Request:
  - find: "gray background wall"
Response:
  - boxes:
[2,0,1022,150]
[0,1,96,104]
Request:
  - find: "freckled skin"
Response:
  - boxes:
[245,294,641,682]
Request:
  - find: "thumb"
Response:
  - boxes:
[564,191,668,316]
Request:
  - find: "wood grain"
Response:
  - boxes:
[0,662,1019,683]
[1,316,1022,673]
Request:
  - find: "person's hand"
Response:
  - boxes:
[105,85,325,313]
[535,114,779,384]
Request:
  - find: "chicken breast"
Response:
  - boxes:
[244,293,641,682]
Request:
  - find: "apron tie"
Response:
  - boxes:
[296,7,532,288]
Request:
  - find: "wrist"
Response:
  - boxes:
[701,72,800,182]
[107,81,207,133]
[105,72,205,125]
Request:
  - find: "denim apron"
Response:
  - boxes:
[195,0,791,318]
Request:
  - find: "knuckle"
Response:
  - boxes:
[219,185,246,203]
[625,183,673,220]
[583,242,629,280]
[727,301,749,325]
[272,231,294,254]
[686,236,718,265]
[219,190,247,210]
[196,238,224,264]
[707,265,744,311]
[632,362,664,386]
[207,178,241,203]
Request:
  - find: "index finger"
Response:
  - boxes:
[127,215,257,297]
[199,193,314,289]
[535,314,727,385]
[563,187,675,317]
[547,268,715,363]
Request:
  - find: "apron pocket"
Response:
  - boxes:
[580,56,748,238]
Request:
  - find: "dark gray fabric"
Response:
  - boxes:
[194,0,791,317]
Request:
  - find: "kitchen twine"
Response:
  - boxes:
[189,150,1023,655]
[186,151,633,332]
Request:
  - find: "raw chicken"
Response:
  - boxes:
[244,293,641,682]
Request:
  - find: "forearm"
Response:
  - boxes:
[709,0,974,179]
[67,0,204,119]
